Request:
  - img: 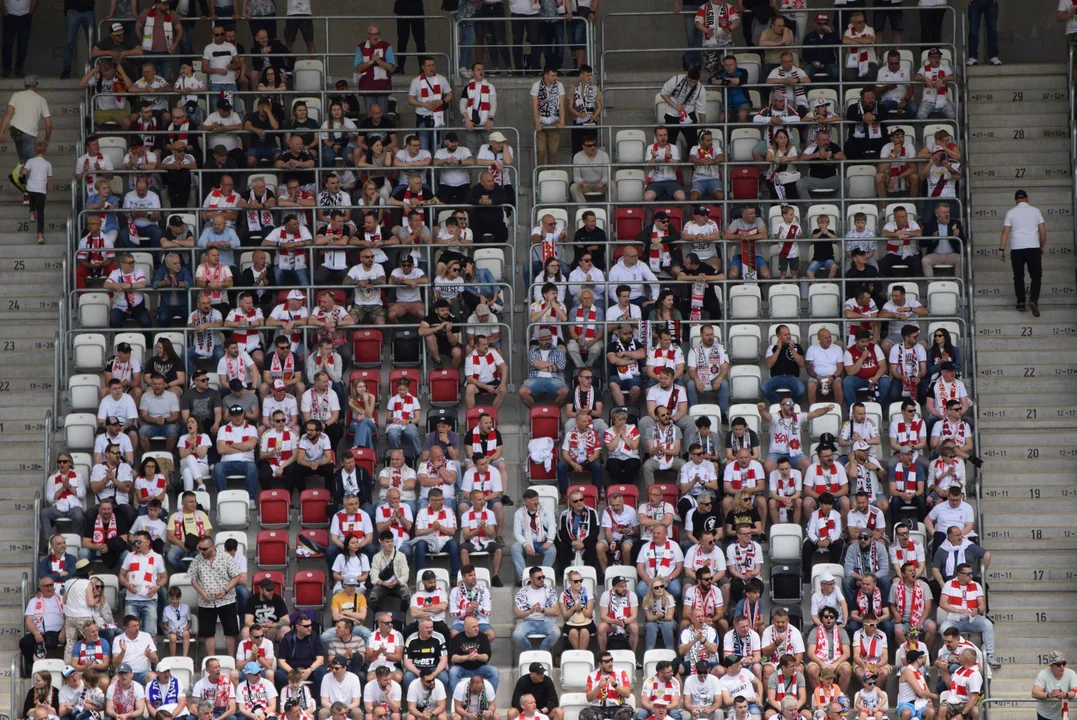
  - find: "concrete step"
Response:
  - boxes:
[969,134,1070,154]
[971,213,1073,235]
[996,622,1077,639]
[977,405,1077,428]
[970,172,1070,189]
[991,650,1076,666]
[0,219,69,234]
[982,472,1077,487]
[972,187,1074,206]
[967,97,1068,117]
[972,246,1075,268]
[987,549,1073,569]
[975,357,1077,378]
[967,73,1069,92]
[976,376,1077,395]
[0,365,61,381]
[966,114,1069,132]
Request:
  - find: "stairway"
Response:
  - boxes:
[966,62,1077,712]
[0,77,86,715]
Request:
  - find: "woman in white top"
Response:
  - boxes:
[133,456,168,514]
[330,535,371,592]
[434,259,465,303]
[604,408,641,488]
[178,416,211,492]
[643,577,677,651]
[532,257,567,304]
[320,100,359,168]
[765,128,800,201]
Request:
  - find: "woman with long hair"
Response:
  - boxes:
[558,569,595,650]
[147,338,186,397]
[348,378,377,450]
[724,490,764,538]
[648,288,682,342]
[920,326,962,401]
[257,66,288,120]
[178,416,211,492]
[434,260,465,306]
[643,578,677,651]
[21,671,58,719]
[286,101,319,151]
[356,138,394,200]
[133,456,168,515]
[765,127,800,201]
[532,257,567,305]
[330,534,370,592]
[320,100,358,167]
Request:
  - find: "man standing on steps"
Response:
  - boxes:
[999,189,1047,317]
[0,74,51,204]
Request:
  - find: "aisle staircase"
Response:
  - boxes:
[0,76,86,715]
[966,61,1077,714]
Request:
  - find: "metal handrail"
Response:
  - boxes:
[31,490,41,587]
[10,653,20,720]
[453,14,594,72]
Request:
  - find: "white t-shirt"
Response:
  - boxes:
[202,41,239,84]
[390,267,427,304]
[114,632,157,674]
[927,501,976,536]
[216,422,258,463]
[451,679,495,714]
[876,66,912,103]
[362,679,402,706]
[1003,202,1046,250]
[683,673,723,708]
[121,551,166,600]
[805,343,844,377]
[408,74,451,119]
[98,394,139,424]
[719,668,758,703]
[1061,0,1077,33]
[320,671,363,705]
[433,146,473,187]
[347,263,386,306]
[406,679,447,710]
[23,156,52,194]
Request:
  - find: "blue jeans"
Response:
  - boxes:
[403,536,460,577]
[940,615,995,655]
[110,304,153,329]
[522,377,567,397]
[166,545,196,572]
[879,98,920,117]
[63,10,94,73]
[511,540,556,579]
[646,620,676,651]
[386,423,422,457]
[13,130,34,163]
[637,578,680,600]
[187,344,225,374]
[235,584,250,618]
[320,145,353,167]
[557,458,602,496]
[685,377,730,415]
[967,0,999,60]
[213,460,258,500]
[179,20,195,56]
[276,268,310,287]
[682,11,702,67]
[512,618,561,651]
[841,376,891,412]
[349,418,376,449]
[761,375,805,405]
[415,114,438,155]
[125,597,157,629]
[458,20,475,69]
[448,664,499,692]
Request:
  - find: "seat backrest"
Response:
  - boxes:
[615,129,647,163]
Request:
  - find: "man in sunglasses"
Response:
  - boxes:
[581,653,633,720]
[188,536,242,658]
[511,567,560,653]
[276,615,327,694]
[42,455,88,540]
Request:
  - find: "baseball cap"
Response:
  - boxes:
[331,655,348,668]
[529,662,547,674]
[106,416,122,426]
[476,304,491,316]
[117,663,133,673]
[335,79,349,89]
[244,661,263,675]
[693,206,709,216]
[1015,189,1028,200]
[421,570,437,581]
[820,572,835,583]
[212,144,228,156]
[852,440,869,451]
[111,22,124,32]
[258,577,276,590]
[814,12,828,22]
[722,654,743,668]
[228,378,245,392]
[611,576,627,586]
[286,289,306,300]
[61,665,77,678]
[216,97,232,110]
[228,404,245,415]
[899,443,914,454]
[928,46,942,56]
[168,215,185,227]
[23,74,39,88]
[537,328,553,339]
[343,574,359,586]
[117,342,132,353]
[653,210,670,221]
[488,131,507,142]
[940,361,956,371]
[272,379,286,391]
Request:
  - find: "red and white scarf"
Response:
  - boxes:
[940,418,967,446]
[222,353,248,384]
[813,462,840,493]
[857,630,884,664]
[231,307,261,347]
[815,509,836,540]
[894,419,923,447]
[773,671,799,701]
[92,514,118,544]
[469,352,501,382]
[647,223,670,273]
[174,511,207,541]
[269,350,296,380]
[573,306,598,342]
[78,639,105,665]
[335,512,367,540]
[778,223,800,258]
[566,428,598,464]
[140,8,174,50]
[418,73,446,127]
[815,625,843,663]
[246,188,274,231]
[470,428,499,457]
[893,541,920,569]
[856,586,884,617]
[465,81,492,125]
[200,262,226,304]
[206,188,237,211]
[895,580,926,626]
[135,116,157,149]
[264,430,294,468]
[773,472,797,497]
[846,29,871,76]
[894,464,919,494]
[646,541,675,575]
[728,463,757,491]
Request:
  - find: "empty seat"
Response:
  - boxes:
[768,284,801,319]
[845,165,877,199]
[73,333,107,371]
[560,653,595,691]
[473,248,505,282]
[78,293,111,328]
[615,129,647,163]
[729,365,762,402]
[64,413,97,450]
[808,402,843,439]
[614,169,646,203]
[98,136,127,169]
[69,374,103,411]
[216,490,250,529]
[808,283,842,319]
[429,369,461,406]
[729,166,760,199]
[769,523,803,561]
[537,170,570,203]
[292,59,324,91]
[258,489,292,528]
[927,281,961,316]
[729,128,762,162]
[727,323,762,362]
[728,284,762,319]
[734,53,761,85]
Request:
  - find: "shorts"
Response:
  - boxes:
[567,17,588,49]
[95,109,130,126]
[647,180,683,198]
[198,602,240,638]
[284,16,315,44]
[895,703,924,719]
[729,254,768,272]
[807,259,836,274]
[462,540,504,553]
[610,375,643,393]
[523,377,567,396]
[691,177,724,195]
[138,422,181,439]
[872,6,905,31]
[563,620,596,635]
[767,450,805,465]
[247,144,279,162]
[349,304,385,323]
[778,256,800,273]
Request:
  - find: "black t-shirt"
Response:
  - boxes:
[845,265,882,300]
[690,508,723,537]
[466,426,503,452]
[767,342,804,378]
[181,387,222,421]
[279,149,315,186]
[725,507,761,529]
[448,632,490,670]
[359,117,398,148]
[405,633,447,671]
[147,356,180,384]
[807,141,842,179]
[810,231,837,262]
[725,428,760,454]
[511,675,560,712]
[245,594,289,626]
[423,311,459,338]
[248,112,278,148]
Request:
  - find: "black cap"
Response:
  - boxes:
[228,378,245,392]
[722,654,743,668]
[116,342,132,353]
[228,404,245,414]
[168,215,185,227]
[107,415,122,425]
[653,210,669,221]
[693,206,709,216]
[258,577,275,590]
[939,361,956,371]
[528,662,547,674]
[216,97,232,110]
[1015,189,1028,200]
[284,698,301,711]
[421,570,437,581]
[331,655,348,667]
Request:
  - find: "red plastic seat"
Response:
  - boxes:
[702,205,723,226]
[276,290,306,305]
[352,329,384,367]
[466,406,498,431]
[652,206,684,233]
[292,570,327,609]
[729,166,761,200]
[652,482,681,509]
[528,457,556,482]
[529,405,560,440]
[389,368,422,391]
[256,530,289,569]
[258,489,291,529]
[297,529,328,559]
[299,488,331,528]
[614,207,645,241]
[348,369,381,400]
[349,446,377,476]
[566,483,599,509]
[253,571,285,596]
[606,484,640,509]
[429,369,461,407]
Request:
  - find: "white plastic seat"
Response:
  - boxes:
[614,169,646,203]
[808,322,841,346]
[603,565,637,593]
[169,572,199,614]
[70,453,92,483]
[727,323,762,362]
[68,374,103,411]
[157,656,195,694]
[806,88,838,115]
[729,128,761,162]
[846,204,880,235]
[114,332,147,366]
[768,523,803,562]
[560,693,591,720]
[689,404,723,431]
[862,402,883,433]
[538,170,570,203]
[811,563,845,594]
[888,400,922,428]
[563,565,598,599]
[518,650,554,679]
[609,650,637,681]
[292,97,321,123]
[98,136,127,170]
[154,331,185,358]
[643,649,677,679]
[73,333,107,371]
[575,207,608,232]
[727,404,761,435]
[531,485,559,521]
[768,323,800,347]
[734,53,761,85]
[898,49,915,77]
[768,284,801,319]
[768,204,801,235]
[728,284,762,319]
[292,59,324,92]
[729,365,762,402]
[201,655,237,675]
[64,413,98,450]
[615,129,647,164]
[845,165,877,199]
[653,93,672,124]
[807,204,841,234]
[216,490,251,529]
[808,283,841,319]
[78,293,112,328]
[920,48,953,66]
[689,324,722,348]
[843,87,862,110]
[473,248,505,282]
[809,402,843,439]
[247,173,279,194]
[929,320,962,348]
[923,122,957,145]
[90,573,121,614]
[886,282,920,304]
[928,281,961,316]
[427,568,451,598]
[33,659,66,689]
[884,203,918,225]
[559,655,595,692]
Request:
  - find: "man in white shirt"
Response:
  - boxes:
[880,206,923,277]
[214,404,259,500]
[608,249,660,310]
[938,563,1000,668]
[121,178,163,247]
[874,50,917,117]
[924,487,976,554]
[643,125,685,202]
[104,253,152,328]
[804,327,844,406]
[999,189,1047,315]
[511,489,556,580]
[433,132,474,205]
[409,57,453,154]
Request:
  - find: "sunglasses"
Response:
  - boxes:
[534,576,546,581]
[583,143,597,148]
[571,498,584,504]
[690,451,703,457]
[571,579,582,584]
[58,459,71,464]
[198,546,213,553]
[653,584,665,589]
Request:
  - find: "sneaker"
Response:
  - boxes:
[491,576,504,588]
[501,495,514,507]
[36,234,44,245]
[59,69,71,79]
[989,57,1002,65]
[22,193,28,206]
[458,68,473,79]
[986,654,1003,669]
[34,643,46,660]
[1016,303,1026,312]
[966,57,978,66]
[1030,301,1040,317]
